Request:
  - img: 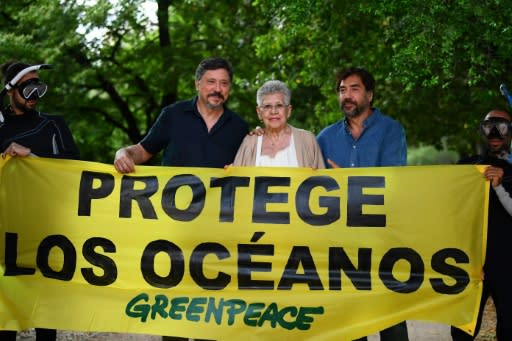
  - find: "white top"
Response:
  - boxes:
[494,184,512,216]
[255,134,299,167]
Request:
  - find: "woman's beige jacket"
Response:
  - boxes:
[233,125,325,169]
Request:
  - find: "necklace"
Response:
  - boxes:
[270,134,280,146]
[267,126,290,147]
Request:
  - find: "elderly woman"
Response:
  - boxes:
[233,80,324,168]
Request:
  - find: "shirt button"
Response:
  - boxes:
[352,145,356,149]
[351,163,355,167]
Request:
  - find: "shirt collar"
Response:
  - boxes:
[343,107,381,131]
[191,96,201,116]
[190,96,233,133]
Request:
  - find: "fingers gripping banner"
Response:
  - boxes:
[0,157,487,340]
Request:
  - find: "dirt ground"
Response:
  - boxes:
[17,299,497,341]
[475,298,497,341]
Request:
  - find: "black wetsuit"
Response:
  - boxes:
[451,154,512,340]
[0,109,79,159]
[0,109,79,341]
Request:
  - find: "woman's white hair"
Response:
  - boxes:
[256,80,291,106]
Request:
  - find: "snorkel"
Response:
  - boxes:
[0,64,52,123]
[500,84,512,109]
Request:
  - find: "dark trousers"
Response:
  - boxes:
[353,321,409,341]
[0,328,56,340]
[451,271,512,340]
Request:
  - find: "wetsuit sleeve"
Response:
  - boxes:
[53,116,80,160]
[494,184,512,216]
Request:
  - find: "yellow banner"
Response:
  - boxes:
[0,157,487,340]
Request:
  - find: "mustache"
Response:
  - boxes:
[342,99,356,106]
[208,92,225,100]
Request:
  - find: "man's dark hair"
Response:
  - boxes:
[195,57,233,82]
[335,66,375,96]
[1,61,31,86]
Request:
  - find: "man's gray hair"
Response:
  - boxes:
[256,80,291,106]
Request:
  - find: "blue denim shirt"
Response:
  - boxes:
[317,108,407,168]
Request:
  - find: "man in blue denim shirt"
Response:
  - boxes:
[317,67,408,340]
[317,67,406,168]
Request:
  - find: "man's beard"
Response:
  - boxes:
[12,97,36,114]
[340,99,366,118]
[206,92,225,110]
[206,102,224,110]
[487,140,511,159]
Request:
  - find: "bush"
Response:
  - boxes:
[407,144,459,165]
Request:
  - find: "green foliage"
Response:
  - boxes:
[1,0,511,163]
[1,0,271,162]
[257,0,512,154]
[407,144,460,165]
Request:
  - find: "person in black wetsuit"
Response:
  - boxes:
[0,60,79,341]
[0,61,79,160]
[451,109,512,340]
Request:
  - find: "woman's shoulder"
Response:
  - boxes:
[290,125,317,139]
